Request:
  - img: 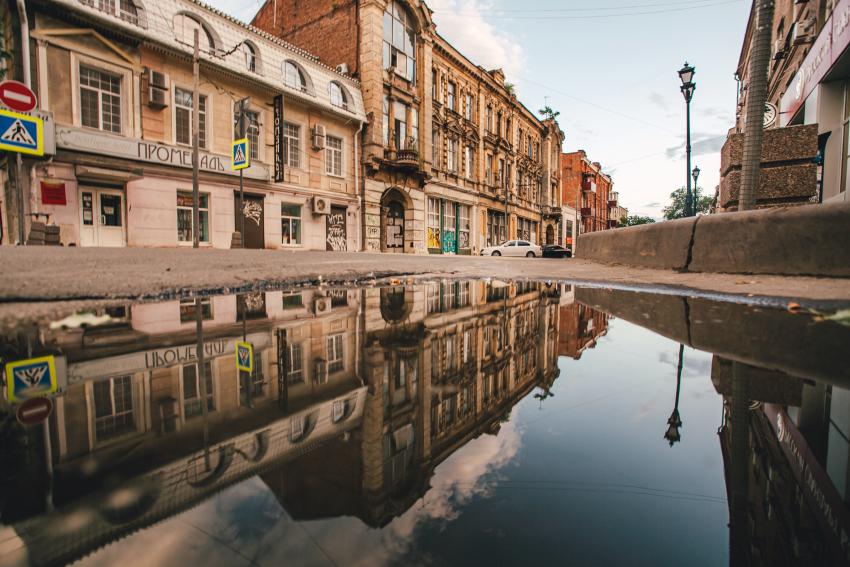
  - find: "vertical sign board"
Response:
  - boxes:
[236,341,253,372]
[5,356,58,402]
[273,95,284,183]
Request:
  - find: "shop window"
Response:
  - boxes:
[287,343,303,384]
[176,191,209,243]
[327,334,344,373]
[80,66,121,133]
[234,108,259,161]
[283,123,300,168]
[326,136,343,176]
[281,203,302,245]
[329,82,348,110]
[93,376,134,441]
[444,203,456,248]
[182,361,213,419]
[175,88,207,149]
[427,197,440,248]
[179,297,211,322]
[383,0,416,82]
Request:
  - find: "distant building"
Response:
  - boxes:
[561,150,617,234]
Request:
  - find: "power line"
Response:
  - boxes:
[436,0,744,19]
[605,135,728,168]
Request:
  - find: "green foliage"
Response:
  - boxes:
[662,186,712,220]
[504,82,515,95]
[619,215,656,227]
[538,106,560,121]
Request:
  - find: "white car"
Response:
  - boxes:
[480,240,542,258]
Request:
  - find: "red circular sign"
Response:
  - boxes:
[0,80,37,113]
[17,396,53,426]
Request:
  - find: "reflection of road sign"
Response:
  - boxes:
[236,341,253,372]
[0,80,37,112]
[232,139,249,170]
[0,109,43,155]
[5,356,58,402]
[17,397,53,426]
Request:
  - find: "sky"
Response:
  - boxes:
[206,0,753,221]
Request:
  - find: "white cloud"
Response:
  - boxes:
[428,0,527,86]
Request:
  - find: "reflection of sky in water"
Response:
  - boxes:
[67,319,726,567]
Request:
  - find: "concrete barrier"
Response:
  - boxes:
[576,200,850,276]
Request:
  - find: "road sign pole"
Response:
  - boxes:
[195,297,211,471]
[16,153,24,244]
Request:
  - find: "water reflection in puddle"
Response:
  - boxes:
[0,281,848,566]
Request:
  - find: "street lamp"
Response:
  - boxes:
[664,344,685,447]
[678,62,696,217]
[692,166,700,214]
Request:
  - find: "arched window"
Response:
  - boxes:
[284,61,306,92]
[329,82,348,110]
[243,42,256,72]
[173,14,214,55]
[383,0,416,82]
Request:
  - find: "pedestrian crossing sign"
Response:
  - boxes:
[232,138,249,170]
[0,108,43,156]
[236,341,253,372]
[5,356,57,402]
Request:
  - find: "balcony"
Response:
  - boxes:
[581,207,594,217]
[608,200,618,208]
[608,219,619,228]
[581,180,596,194]
[541,205,560,219]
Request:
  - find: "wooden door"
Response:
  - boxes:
[326,206,347,251]
[235,193,265,249]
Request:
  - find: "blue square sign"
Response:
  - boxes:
[232,138,249,170]
[5,356,57,402]
[236,341,253,372]
[0,109,43,156]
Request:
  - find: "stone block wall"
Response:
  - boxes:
[718,124,818,211]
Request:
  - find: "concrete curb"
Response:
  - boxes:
[576,201,850,276]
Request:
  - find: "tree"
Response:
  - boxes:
[619,215,656,227]
[504,82,515,95]
[538,106,560,121]
[661,186,712,220]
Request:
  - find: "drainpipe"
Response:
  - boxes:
[355,121,363,251]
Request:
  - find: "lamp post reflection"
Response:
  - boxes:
[664,344,685,447]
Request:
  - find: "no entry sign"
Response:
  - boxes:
[0,81,37,113]
[17,396,53,426]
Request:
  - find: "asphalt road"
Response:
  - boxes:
[1,247,848,326]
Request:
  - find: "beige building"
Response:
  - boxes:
[251,0,564,254]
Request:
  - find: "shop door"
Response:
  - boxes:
[234,193,265,249]
[385,201,404,252]
[326,206,348,251]
[546,225,554,245]
[80,188,126,247]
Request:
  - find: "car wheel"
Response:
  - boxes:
[492,251,501,256]
[526,252,535,258]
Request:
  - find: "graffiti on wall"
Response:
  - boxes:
[428,227,441,248]
[326,212,347,251]
[459,231,469,250]
[442,231,456,253]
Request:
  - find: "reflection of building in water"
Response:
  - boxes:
[557,290,609,360]
[714,356,850,566]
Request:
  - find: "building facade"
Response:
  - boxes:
[251,0,564,254]
[0,0,367,250]
[561,150,616,235]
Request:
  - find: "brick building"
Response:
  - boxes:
[252,0,564,254]
[561,150,616,234]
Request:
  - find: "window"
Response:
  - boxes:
[248,352,264,398]
[175,88,206,149]
[410,107,419,150]
[427,197,440,248]
[445,396,454,426]
[432,69,438,99]
[527,137,533,157]
[80,66,121,133]
[173,14,214,54]
[394,101,407,149]
[87,0,140,24]
[291,416,305,441]
[93,376,134,440]
[486,154,493,185]
[447,138,457,171]
[326,136,343,176]
[329,82,348,110]
[177,191,209,243]
[284,61,306,91]
[281,203,301,245]
[463,330,472,363]
[465,94,473,120]
[283,123,300,168]
[383,95,390,146]
[497,111,502,137]
[383,0,416,81]
[444,203,456,248]
[486,106,492,132]
[484,327,491,356]
[394,359,408,404]
[432,128,440,166]
[179,298,211,322]
[243,43,256,72]
[282,292,303,309]
[499,159,505,188]
[444,284,456,310]
[459,204,470,249]
[447,82,456,111]
[327,334,344,372]
[465,147,473,179]
[458,281,470,306]
[431,340,440,378]
[446,337,456,372]
[287,343,303,384]
[234,109,259,160]
[333,400,344,422]
[183,361,213,418]
[427,283,440,314]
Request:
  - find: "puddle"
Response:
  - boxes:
[0,281,848,566]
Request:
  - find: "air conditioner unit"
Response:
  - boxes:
[147,69,169,90]
[313,196,330,214]
[312,134,326,150]
[772,40,786,60]
[314,360,328,384]
[313,124,326,137]
[792,18,817,45]
[148,86,169,109]
[336,63,349,75]
[313,297,331,315]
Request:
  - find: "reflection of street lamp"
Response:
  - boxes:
[692,166,700,213]
[678,62,696,217]
[664,344,685,447]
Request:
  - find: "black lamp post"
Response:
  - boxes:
[678,62,696,217]
[692,166,700,214]
[664,344,685,447]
